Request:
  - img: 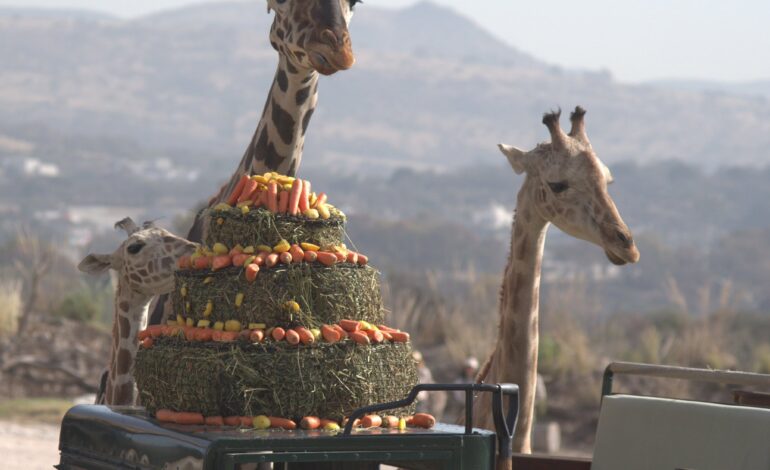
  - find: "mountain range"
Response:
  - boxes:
[1,0,769,177]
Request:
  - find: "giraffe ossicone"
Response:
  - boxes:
[474,107,639,456]
[79,218,197,405]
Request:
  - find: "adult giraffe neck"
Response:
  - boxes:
[215,55,320,205]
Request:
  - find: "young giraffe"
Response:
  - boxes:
[79,218,197,405]
[150,0,360,325]
[473,108,640,463]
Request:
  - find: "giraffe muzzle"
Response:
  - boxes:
[307,29,354,75]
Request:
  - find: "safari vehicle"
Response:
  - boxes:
[57,383,519,470]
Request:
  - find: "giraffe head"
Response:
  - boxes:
[78,218,198,295]
[267,0,358,75]
[499,107,640,265]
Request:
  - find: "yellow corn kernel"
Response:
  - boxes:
[323,421,340,431]
[309,192,318,206]
[253,175,269,184]
[197,319,211,328]
[224,319,242,332]
[248,322,267,330]
[284,300,301,312]
[242,255,256,266]
[217,217,225,225]
[398,417,406,431]
[300,242,320,252]
[256,244,272,253]
[212,242,229,255]
[311,328,321,340]
[213,321,224,331]
[253,415,271,429]
[203,300,213,317]
[213,202,231,211]
[180,286,187,297]
[166,320,177,326]
[273,239,291,253]
[184,302,190,312]
[360,321,374,331]
[176,314,185,326]
[282,184,293,191]
[317,203,330,220]
[241,205,250,215]
[185,317,194,327]
[243,245,256,254]
[235,293,244,308]
[303,208,319,220]
[203,277,214,285]
[277,176,295,184]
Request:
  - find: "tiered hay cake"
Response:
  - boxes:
[135,174,418,424]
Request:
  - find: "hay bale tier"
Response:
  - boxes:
[135,339,417,420]
[173,263,383,327]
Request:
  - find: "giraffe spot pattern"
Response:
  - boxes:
[115,382,134,405]
[161,257,173,270]
[271,97,296,144]
[119,301,130,312]
[276,69,289,93]
[254,124,285,170]
[296,85,312,106]
[118,314,131,339]
[285,60,299,75]
[116,348,132,375]
[301,107,315,136]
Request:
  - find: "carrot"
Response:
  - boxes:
[178,255,191,269]
[316,251,338,266]
[350,331,370,345]
[288,179,302,215]
[377,324,399,333]
[389,331,410,343]
[193,255,211,270]
[138,326,154,340]
[298,179,310,212]
[300,416,321,430]
[296,326,314,345]
[211,254,232,271]
[320,418,338,428]
[174,412,205,425]
[271,327,286,341]
[249,329,264,343]
[357,254,368,266]
[223,416,242,426]
[266,253,279,268]
[289,245,304,264]
[267,181,278,212]
[321,325,341,343]
[205,416,224,426]
[194,328,213,342]
[360,415,382,428]
[237,178,259,204]
[410,413,436,429]
[303,250,318,263]
[279,252,293,264]
[184,326,197,342]
[211,330,223,342]
[380,330,393,341]
[312,192,327,209]
[269,417,297,430]
[156,409,176,423]
[240,416,254,427]
[346,252,359,265]
[278,190,289,213]
[251,190,264,208]
[219,331,238,342]
[332,324,348,339]
[383,415,400,428]
[227,175,250,205]
[339,319,361,332]
[245,263,260,282]
[232,253,250,267]
[367,329,384,343]
[285,329,301,345]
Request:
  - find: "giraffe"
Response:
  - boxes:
[473,107,640,463]
[79,218,197,405]
[150,0,360,325]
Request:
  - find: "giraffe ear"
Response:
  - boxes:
[498,144,527,174]
[78,253,120,274]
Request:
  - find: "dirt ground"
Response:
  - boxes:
[0,420,60,469]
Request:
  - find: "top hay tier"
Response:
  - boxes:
[206,206,345,249]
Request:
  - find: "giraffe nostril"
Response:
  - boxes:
[616,230,631,245]
[319,29,338,47]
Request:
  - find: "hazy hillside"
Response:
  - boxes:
[1,0,769,178]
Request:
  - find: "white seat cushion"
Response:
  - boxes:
[592,394,770,470]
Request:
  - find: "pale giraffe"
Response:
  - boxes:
[79,218,197,405]
[473,107,640,462]
[151,0,359,325]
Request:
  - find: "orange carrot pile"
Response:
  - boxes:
[218,172,338,220]
[177,241,369,283]
[137,319,409,348]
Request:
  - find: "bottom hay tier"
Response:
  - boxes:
[135,337,417,420]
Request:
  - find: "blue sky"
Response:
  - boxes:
[2,0,768,83]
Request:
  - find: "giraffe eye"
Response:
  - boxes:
[349,0,361,9]
[548,181,569,194]
[127,242,145,255]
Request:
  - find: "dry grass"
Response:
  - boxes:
[0,398,73,425]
